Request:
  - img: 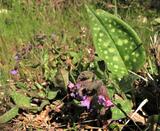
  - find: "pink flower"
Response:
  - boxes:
[98,95,113,108]
[10,69,18,75]
[68,81,75,89]
[80,96,91,109]
[105,99,114,107]
[75,82,81,89]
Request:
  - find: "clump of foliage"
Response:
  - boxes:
[0,0,160,130]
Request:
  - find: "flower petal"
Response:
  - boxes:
[98,95,113,108]
[68,81,75,89]
[10,70,18,75]
[80,97,91,109]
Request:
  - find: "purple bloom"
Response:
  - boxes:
[14,55,19,60]
[70,93,75,98]
[10,69,18,75]
[14,54,20,61]
[75,83,81,89]
[105,99,114,107]
[68,81,75,89]
[80,96,91,109]
[98,95,106,105]
[98,95,113,108]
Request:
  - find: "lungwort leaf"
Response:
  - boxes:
[0,106,19,123]
[111,97,132,120]
[10,91,31,109]
[86,6,146,78]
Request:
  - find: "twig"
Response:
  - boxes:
[55,119,98,128]
[128,70,148,82]
[122,99,148,130]
[147,73,154,81]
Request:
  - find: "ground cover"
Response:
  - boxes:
[0,0,160,130]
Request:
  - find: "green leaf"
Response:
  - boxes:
[10,91,31,108]
[69,51,82,64]
[37,90,46,98]
[35,82,44,90]
[119,74,137,93]
[152,17,160,25]
[16,82,27,89]
[108,85,116,98]
[38,100,50,111]
[60,68,69,88]
[0,106,19,123]
[111,97,132,120]
[53,68,69,89]
[47,90,58,100]
[148,114,160,124]
[86,6,146,79]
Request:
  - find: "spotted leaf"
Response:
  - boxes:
[86,6,146,79]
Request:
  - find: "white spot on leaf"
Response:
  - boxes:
[105,56,109,59]
[135,53,139,57]
[99,33,104,37]
[124,55,129,60]
[114,65,119,69]
[104,51,108,54]
[124,39,128,44]
[98,39,102,42]
[111,28,115,33]
[109,24,112,28]
[108,48,115,53]
[113,56,119,61]
[117,40,123,46]
[133,58,136,62]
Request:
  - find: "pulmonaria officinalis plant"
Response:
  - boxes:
[86,6,146,79]
[85,6,146,120]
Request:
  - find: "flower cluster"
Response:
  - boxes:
[68,81,113,110]
[98,95,114,109]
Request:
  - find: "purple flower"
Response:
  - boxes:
[98,95,113,108]
[10,69,18,75]
[105,99,114,107]
[14,54,20,61]
[80,96,91,109]
[98,95,106,105]
[68,81,75,89]
[75,83,81,89]
[70,93,75,98]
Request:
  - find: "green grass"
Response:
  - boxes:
[0,0,158,94]
[0,0,89,83]
[0,0,159,129]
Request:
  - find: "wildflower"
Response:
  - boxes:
[80,96,91,109]
[68,81,75,89]
[98,95,114,108]
[14,54,20,61]
[10,69,18,75]
[75,82,81,89]
[70,93,75,98]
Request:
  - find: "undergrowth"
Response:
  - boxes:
[0,0,160,130]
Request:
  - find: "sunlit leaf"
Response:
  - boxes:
[60,68,69,88]
[10,91,31,108]
[47,90,58,100]
[16,82,27,89]
[86,6,146,79]
[53,68,69,89]
[0,106,19,123]
[38,100,50,111]
[69,51,82,64]
[111,97,132,120]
